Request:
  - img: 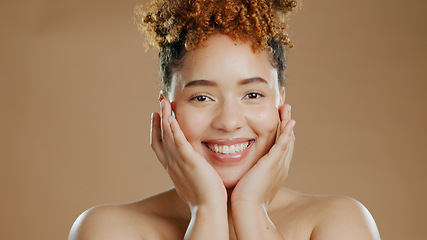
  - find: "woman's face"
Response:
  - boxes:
[169,34,284,188]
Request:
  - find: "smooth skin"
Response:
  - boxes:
[69,34,381,240]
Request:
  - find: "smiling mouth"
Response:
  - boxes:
[203,140,254,154]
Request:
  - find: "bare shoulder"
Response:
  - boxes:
[68,204,145,240]
[69,190,187,240]
[272,189,380,240]
[309,195,381,239]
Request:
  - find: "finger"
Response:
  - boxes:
[279,104,290,121]
[284,131,295,169]
[281,125,295,157]
[161,99,174,144]
[268,119,296,161]
[278,120,296,167]
[265,123,294,186]
[256,119,295,172]
[169,116,198,164]
[279,104,292,132]
[150,112,167,168]
[276,104,288,141]
[161,100,185,163]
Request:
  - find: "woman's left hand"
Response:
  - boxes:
[231,104,295,207]
[230,104,295,239]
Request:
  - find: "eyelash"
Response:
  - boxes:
[189,92,265,102]
[245,92,264,99]
[189,94,212,102]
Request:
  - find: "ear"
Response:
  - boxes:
[158,90,166,102]
[159,90,177,114]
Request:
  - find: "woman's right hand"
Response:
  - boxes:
[150,99,227,208]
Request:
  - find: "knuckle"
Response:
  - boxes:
[151,141,160,151]
[278,139,288,151]
[174,138,186,149]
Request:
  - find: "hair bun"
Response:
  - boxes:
[135,0,297,51]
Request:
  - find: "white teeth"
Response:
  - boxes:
[229,145,236,154]
[206,141,250,154]
[223,145,229,154]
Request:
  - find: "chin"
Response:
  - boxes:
[217,170,244,189]
[212,157,257,189]
[223,179,239,189]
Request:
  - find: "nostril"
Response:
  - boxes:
[211,109,245,132]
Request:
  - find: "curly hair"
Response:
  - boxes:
[134,0,297,92]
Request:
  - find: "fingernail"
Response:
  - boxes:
[288,105,292,113]
[291,120,296,128]
[167,116,172,124]
[151,112,154,121]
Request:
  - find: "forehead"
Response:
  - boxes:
[175,34,278,88]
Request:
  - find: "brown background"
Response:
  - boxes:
[1,0,426,239]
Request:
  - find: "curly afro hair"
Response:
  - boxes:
[135,0,297,50]
[134,0,297,92]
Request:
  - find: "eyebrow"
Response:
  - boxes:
[184,79,217,88]
[183,77,268,89]
[238,77,269,86]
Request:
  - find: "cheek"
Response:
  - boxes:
[247,106,279,138]
[174,108,210,143]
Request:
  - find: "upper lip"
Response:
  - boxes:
[202,138,254,145]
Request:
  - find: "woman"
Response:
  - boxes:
[69,0,381,239]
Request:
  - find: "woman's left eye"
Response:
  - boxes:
[245,92,264,99]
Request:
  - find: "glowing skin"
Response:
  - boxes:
[69,34,381,240]
[169,34,284,188]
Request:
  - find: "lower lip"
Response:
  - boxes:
[203,141,253,164]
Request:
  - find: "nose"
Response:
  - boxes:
[211,100,245,132]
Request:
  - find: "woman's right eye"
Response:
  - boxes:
[190,95,210,102]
